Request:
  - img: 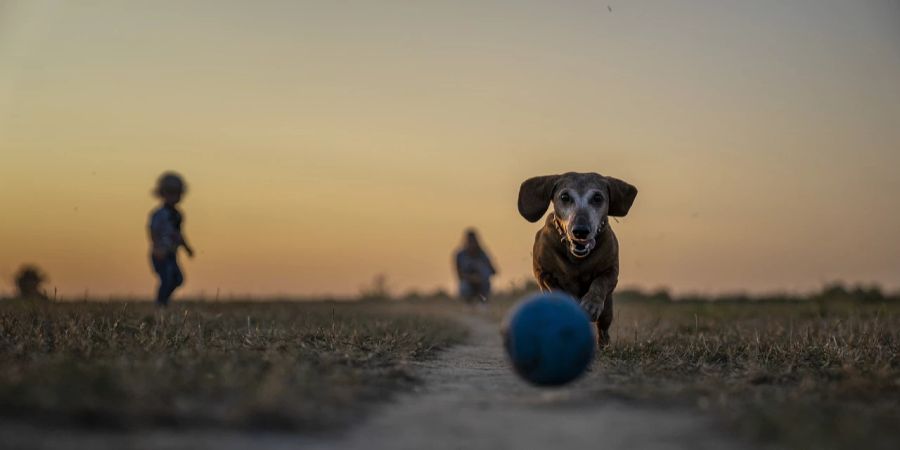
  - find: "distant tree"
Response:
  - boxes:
[428,287,451,301]
[817,281,886,303]
[648,288,673,302]
[614,287,673,303]
[612,288,642,302]
[401,288,423,301]
[849,284,884,302]
[820,281,849,300]
[14,265,49,300]
[359,274,392,301]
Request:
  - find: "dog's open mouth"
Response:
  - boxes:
[569,239,594,258]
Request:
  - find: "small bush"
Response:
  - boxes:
[13,265,49,300]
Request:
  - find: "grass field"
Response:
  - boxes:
[1,294,898,450]
[598,298,900,450]
[0,300,466,431]
[475,290,899,450]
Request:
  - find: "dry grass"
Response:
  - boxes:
[2,295,897,450]
[597,299,900,450]
[481,292,899,449]
[0,300,466,431]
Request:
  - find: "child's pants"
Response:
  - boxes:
[152,254,183,305]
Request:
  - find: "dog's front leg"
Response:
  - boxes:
[581,272,618,346]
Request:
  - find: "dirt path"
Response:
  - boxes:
[2,315,750,450]
[306,314,749,450]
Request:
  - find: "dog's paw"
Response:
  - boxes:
[579,299,603,322]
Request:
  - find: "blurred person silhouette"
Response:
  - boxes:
[454,228,497,304]
[13,265,49,300]
[148,172,194,306]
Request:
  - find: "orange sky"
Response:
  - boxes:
[2,1,899,298]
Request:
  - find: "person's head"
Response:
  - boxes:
[464,228,482,252]
[154,172,187,206]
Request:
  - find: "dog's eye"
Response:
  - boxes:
[559,193,572,203]
[591,193,603,204]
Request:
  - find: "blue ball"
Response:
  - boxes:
[503,292,595,386]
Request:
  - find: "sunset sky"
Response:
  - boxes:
[1,0,899,298]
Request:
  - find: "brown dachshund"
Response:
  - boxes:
[518,172,638,346]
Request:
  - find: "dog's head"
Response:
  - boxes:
[518,172,637,258]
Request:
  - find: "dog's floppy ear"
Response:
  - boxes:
[606,176,638,217]
[518,175,559,222]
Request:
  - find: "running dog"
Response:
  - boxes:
[518,172,638,346]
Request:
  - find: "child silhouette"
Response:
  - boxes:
[148,172,194,306]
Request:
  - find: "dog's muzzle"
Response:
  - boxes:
[555,218,606,259]
[570,239,594,258]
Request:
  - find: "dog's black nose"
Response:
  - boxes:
[572,226,591,239]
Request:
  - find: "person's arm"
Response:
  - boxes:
[180,233,194,258]
[177,212,194,258]
[484,252,497,276]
